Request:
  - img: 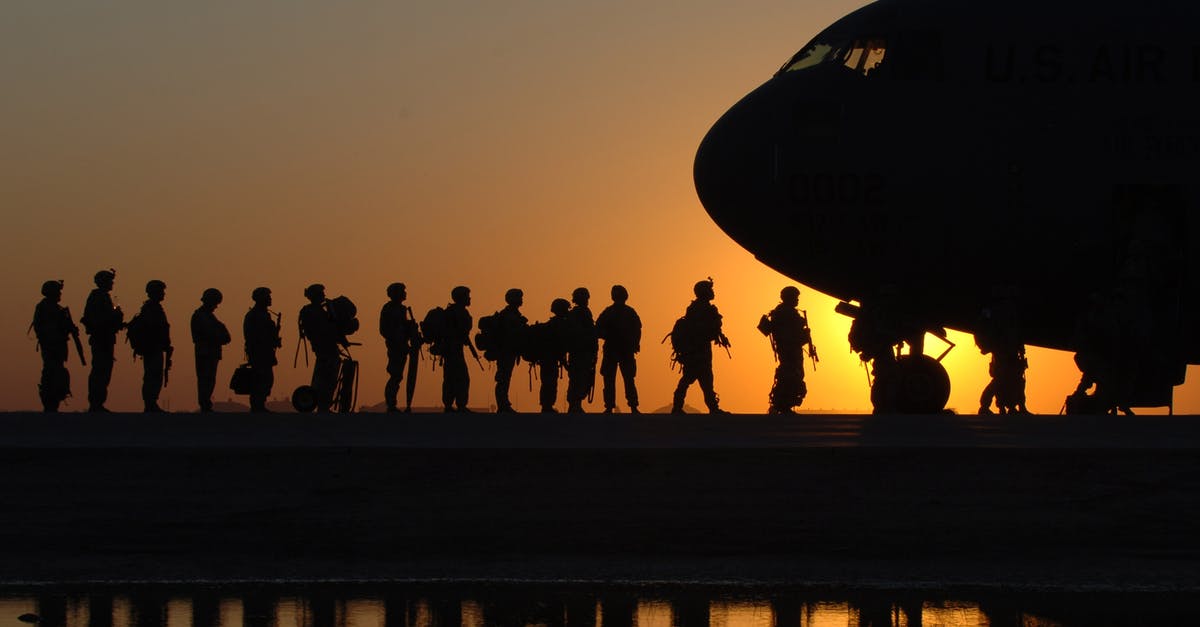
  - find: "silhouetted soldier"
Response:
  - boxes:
[81,269,124,412]
[32,280,79,412]
[442,286,474,412]
[565,287,598,413]
[134,280,172,413]
[975,289,1028,414]
[380,282,420,413]
[538,298,572,413]
[191,288,231,413]
[298,284,348,413]
[760,286,813,414]
[671,279,730,414]
[243,287,281,413]
[493,288,528,413]
[596,284,641,414]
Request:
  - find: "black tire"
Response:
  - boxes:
[291,385,317,413]
[894,354,951,413]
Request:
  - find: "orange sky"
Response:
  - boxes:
[2,1,1197,414]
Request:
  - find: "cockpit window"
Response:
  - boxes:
[779,38,887,77]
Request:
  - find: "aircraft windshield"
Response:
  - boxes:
[780,38,887,77]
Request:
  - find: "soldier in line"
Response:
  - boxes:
[975,288,1029,414]
[595,284,641,414]
[243,287,281,413]
[671,279,730,414]
[442,286,474,412]
[135,280,173,413]
[565,287,598,413]
[32,280,79,412]
[760,286,813,414]
[191,288,231,413]
[537,299,572,413]
[380,282,419,413]
[81,269,124,412]
[493,288,528,413]
[298,284,347,413]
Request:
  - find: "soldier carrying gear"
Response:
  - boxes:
[439,286,475,412]
[596,284,642,414]
[380,282,420,413]
[565,287,598,413]
[535,298,572,412]
[670,278,730,414]
[491,288,528,413]
[758,286,815,414]
[81,268,124,412]
[298,283,348,413]
[32,280,79,412]
[134,279,172,413]
[243,287,282,413]
[191,288,232,413]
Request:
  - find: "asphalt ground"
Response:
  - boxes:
[1,412,1197,589]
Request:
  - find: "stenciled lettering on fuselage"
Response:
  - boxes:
[983,43,1200,84]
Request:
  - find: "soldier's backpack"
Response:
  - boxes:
[475,311,500,360]
[521,321,553,364]
[421,306,449,356]
[664,314,706,363]
[125,312,149,356]
[327,295,359,335]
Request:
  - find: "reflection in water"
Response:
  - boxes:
[2,586,1190,627]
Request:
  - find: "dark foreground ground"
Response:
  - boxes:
[1,412,1198,590]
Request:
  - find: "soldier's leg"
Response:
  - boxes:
[384,348,404,410]
[621,353,639,411]
[196,355,218,412]
[697,360,723,413]
[39,354,68,412]
[455,356,471,410]
[249,360,273,412]
[312,355,339,412]
[88,342,115,410]
[672,365,697,413]
[539,362,558,412]
[494,356,515,411]
[599,350,618,410]
[142,352,165,411]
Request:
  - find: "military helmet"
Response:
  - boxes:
[450,285,470,303]
[571,287,589,304]
[303,283,325,300]
[387,282,406,299]
[146,279,166,295]
[781,286,801,301]
[693,279,715,299]
[551,298,571,316]
[504,288,523,306]
[251,286,271,303]
[94,269,115,286]
[201,288,223,304]
[41,280,63,297]
[611,284,628,303]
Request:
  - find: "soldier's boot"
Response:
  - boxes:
[671,390,686,414]
[568,402,584,413]
[705,391,729,415]
[629,404,640,415]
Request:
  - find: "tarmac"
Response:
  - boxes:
[1,411,1198,590]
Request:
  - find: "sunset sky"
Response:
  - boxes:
[3,0,1196,414]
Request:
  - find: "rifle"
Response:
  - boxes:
[65,307,87,366]
[717,333,732,359]
[802,309,819,371]
[164,346,174,387]
[467,338,485,371]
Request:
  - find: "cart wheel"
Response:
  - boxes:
[291,385,317,413]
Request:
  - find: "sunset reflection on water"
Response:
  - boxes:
[8,586,1182,627]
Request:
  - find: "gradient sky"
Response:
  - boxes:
[3,0,1196,414]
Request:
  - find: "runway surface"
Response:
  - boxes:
[0,412,1197,589]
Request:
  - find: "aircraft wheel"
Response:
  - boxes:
[894,354,951,414]
[870,354,951,414]
[291,385,317,413]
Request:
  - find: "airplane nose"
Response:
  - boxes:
[693,80,791,244]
